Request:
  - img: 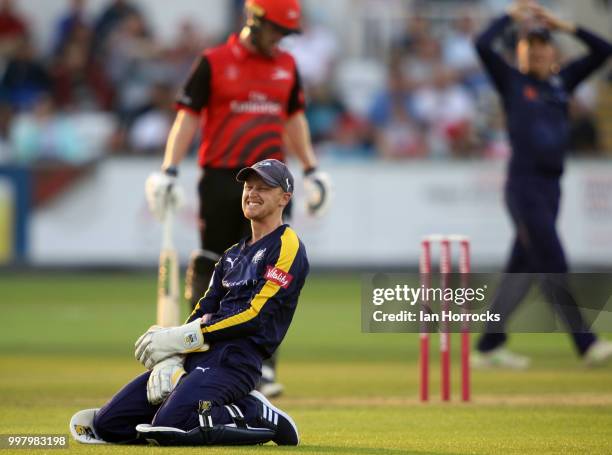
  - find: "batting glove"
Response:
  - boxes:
[145,167,185,222]
[303,169,331,217]
[134,319,209,370]
[146,355,186,405]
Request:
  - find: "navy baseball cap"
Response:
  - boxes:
[525,27,553,43]
[236,159,294,194]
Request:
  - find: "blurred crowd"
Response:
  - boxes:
[0,0,609,166]
[0,0,210,165]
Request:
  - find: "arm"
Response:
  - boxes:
[474,14,515,93]
[144,56,210,220]
[186,258,225,323]
[284,112,317,172]
[163,55,211,170]
[284,66,331,216]
[162,110,200,170]
[531,4,612,92]
[559,28,612,93]
[284,67,317,172]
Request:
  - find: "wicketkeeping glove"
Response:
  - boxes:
[134,319,209,370]
[146,355,186,405]
[145,168,185,221]
[303,169,331,217]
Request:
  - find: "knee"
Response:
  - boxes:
[93,407,131,443]
[152,401,196,431]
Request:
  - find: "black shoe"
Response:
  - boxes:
[249,390,299,445]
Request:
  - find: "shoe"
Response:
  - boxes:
[471,347,530,370]
[69,409,108,444]
[256,364,284,398]
[250,390,299,446]
[584,340,612,367]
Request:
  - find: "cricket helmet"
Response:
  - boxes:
[245,0,302,35]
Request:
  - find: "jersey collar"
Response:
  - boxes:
[242,224,288,249]
[228,33,279,61]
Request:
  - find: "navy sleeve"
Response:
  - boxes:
[186,258,225,323]
[176,55,211,114]
[200,230,307,342]
[474,14,515,93]
[560,27,612,93]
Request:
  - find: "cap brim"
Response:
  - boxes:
[236,167,279,188]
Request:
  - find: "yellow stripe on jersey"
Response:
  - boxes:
[201,227,300,335]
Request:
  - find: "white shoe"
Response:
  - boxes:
[69,409,108,444]
[471,347,530,370]
[584,340,612,367]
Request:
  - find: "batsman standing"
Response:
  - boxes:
[145,0,329,397]
[71,160,308,446]
[473,1,612,368]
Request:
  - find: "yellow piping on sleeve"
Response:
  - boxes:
[201,228,300,335]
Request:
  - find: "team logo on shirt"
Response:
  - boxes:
[226,65,239,80]
[265,266,293,289]
[272,68,292,81]
[252,248,267,264]
[226,257,238,268]
[524,85,539,101]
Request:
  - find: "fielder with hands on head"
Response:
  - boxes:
[145,0,329,397]
[472,0,612,368]
[70,159,309,446]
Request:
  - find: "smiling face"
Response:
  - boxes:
[242,174,291,222]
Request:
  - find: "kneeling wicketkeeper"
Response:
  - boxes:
[70,159,309,446]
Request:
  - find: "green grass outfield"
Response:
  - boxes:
[1,272,612,454]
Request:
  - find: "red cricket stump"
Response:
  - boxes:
[439,239,452,402]
[419,239,432,402]
[459,239,471,402]
[419,235,471,403]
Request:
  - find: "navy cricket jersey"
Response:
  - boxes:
[475,15,612,178]
[187,224,309,358]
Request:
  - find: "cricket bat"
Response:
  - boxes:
[157,209,181,327]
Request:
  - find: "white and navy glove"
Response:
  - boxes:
[146,355,186,405]
[145,167,184,221]
[134,319,209,370]
[303,168,331,217]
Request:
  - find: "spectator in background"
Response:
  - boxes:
[442,11,487,91]
[92,0,141,55]
[51,0,88,57]
[9,94,91,164]
[282,13,339,89]
[0,36,50,110]
[305,83,346,144]
[394,13,432,55]
[104,11,165,149]
[51,23,114,111]
[164,20,209,87]
[128,82,173,153]
[0,0,28,58]
[400,35,442,91]
[370,64,426,159]
[412,64,476,158]
[0,103,11,162]
[569,82,601,154]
